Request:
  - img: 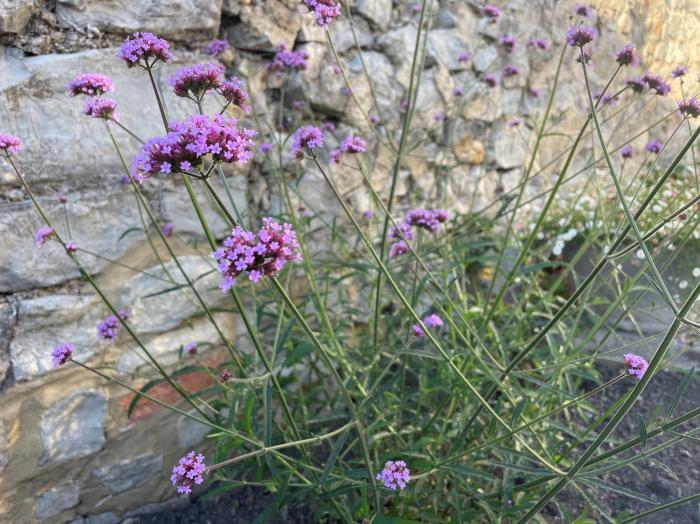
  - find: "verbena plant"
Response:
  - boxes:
[3,1,700,522]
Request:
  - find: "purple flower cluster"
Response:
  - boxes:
[615,44,639,67]
[330,135,367,164]
[389,208,449,257]
[620,145,634,159]
[206,39,230,57]
[528,38,550,50]
[412,314,444,337]
[51,342,74,368]
[574,4,591,17]
[624,353,649,380]
[65,240,78,253]
[0,134,22,154]
[626,77,645,93]
[118,32,172,68]
[83,97,119,120]
[499,34,517,53]
[132,115,256,179]
[68,73,113,96]
[481,4,501,23]
[671,65,688,79]
[458,51,472,63]
[376,460,411,490]
[484,73,499,87]
[303,0,342,29]
[97,310,129,342]
[184,342,198,355]
[214,218,302,290]
[566,25,597,47]
[218,76,251,114]
[35,226,54,246]
[171,452,206,494]
[646,139,663,154]
[503,64,519,78]
[162,223,174,236]
[267,44,309,72]
[678,97,700,118]
[168,63,224,99]
[642,72,670,96]
[291,125,324,159]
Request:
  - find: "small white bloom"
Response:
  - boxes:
[635,249,645,259]
[679,280,688,290]
[692,267,700,278]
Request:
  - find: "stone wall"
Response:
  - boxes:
[0,0,693,521]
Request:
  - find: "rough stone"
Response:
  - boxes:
[356,0,392,30]
[0,0,35,34]
[472,45,498,73]
[70,513,121,524]
[492,125,529,169]
[0,300,15,384]
[36,481,80,521]
[176,409,211,449]
[224,0,300,51]
[0,418,7,471]
[428,29,472,71]
[454,133,485,164]
[55,0,222,40]
[10,293,103,381]
[327,17,373,53]
[0,190,143,293]
[92,452,163,493]
[377,25,419,86]
[40,390,107,464]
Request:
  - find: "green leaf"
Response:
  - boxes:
[638,413,648,449]
[581,478,658,504]
[319,426,350,485]
[665,366,695,419]
[374,517,423,524]
[440,464,495,481]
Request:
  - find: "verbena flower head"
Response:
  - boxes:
[97,310,128,342]
[214,218,301,290]
[453,86,465,97]
[331,135,367,163]
[217,77,250,114]
[291,126,324,159]
[574,4,591,17]
[626,77,645,93]
[499,34,517,53]
[51,342,74,368]
[507,117,523,128]
[0,134,22,154]
[645,139,663,154]
[615,44,639,67]
[65,240,78,253]
[376,460,410,490]
[389,240,409,257]
[184,342,198,355]
[576,47,593,65]
[362,210,374,219]
[405,208,449,232]
[161,223,174,236]
[503,64,519,77]
[433,111,446,122]
[219,369,232,382]
[132,115,256,179]
[268,44,309,72]
[621,145,634,159]
[303,0,342,28]
[206,39,230,57]
[484,73,499,87]
[168,63,224,100]
[458,51,472,63]
[260,142,273,154]
[35,226,54,246]
[678,97,700,118]
[83,97,119,120]
[171,452,205,494]
[528,38,550,50]
[671,65,688,79]
[566,25,597,47]
[481,4,501,23]
[68,73,113,97]
[624,353,649,380]
[118,32,172,68]
[642,72,671,96]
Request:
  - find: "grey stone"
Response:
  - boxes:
[0,0,35,34]
[0,418,7,471]
[92,452,163,493]
[377,25,419,86]
[55,0,222,39]
[492,125,528,169]
[345,50,401,126]
[0,190,143,293]
[36,481,80,521]
[10,293,103,381]
[177,409,211,449]
[70,513,121,524]
[428,29,472,71]
[327,17,374,53]
[0,299,15,383]
[40,390,107,464]
[0,48,209,187]
[472,45,498,73]
[224,0,300,51]
[356,0,392,30]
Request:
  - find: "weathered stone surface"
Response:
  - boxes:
[472,45,498,73]
[454,133,485,164]
[55,0,222,39]
[377,25,418,86]
[327,17,373,53]
[176,409,211,449]
[345,50,401,126]
[71,513,120,524]
[0,48,209,187]
[0,190,142,292]
[0,0,35,34]
[492,125,529,169]
[224,0,300,51]
[0,300,15,384]
[40,390,107,464]
[356,0,392,30]
[10,293,102,381]
[428,29,472,71]
[37,481,80,521]
[93,452,163,493]
[0,418,7,472]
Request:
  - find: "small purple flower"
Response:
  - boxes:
[376,460,411,490]
[292,100,305,111]
[118,32,172,68]
[413,313,444,335]
[83,97,119,120]
[267,44,309,72]
[575,47,593,65]
[405,208,449,232]
[484,73,499,87]
[626,77,645,93]
[499,35,517,53]
[458,51,472,63]
[219,369,232,382]
[51,342,74,368]
[321,121,337,133]
[507,117,523,128]
[206,39,230,57]
[57,193,67,204]
[35,226,54,246]
[291,126,324,159]
[330,148,343,164]
[65,240,78,253]
[171,452,206,494]
[168,63,224,100]
[331,135,367,163]
[574,4,591,17]
[302,0,342,29]
[260,142,273,154]
[332,64,341,75]
[453,86,464,97]
[433,111,446,122]
[642,72,671,96]
[218,76,250,114]
[184,342,198,355]
[97,310,129,342]
[503,64,519,77]
[341,86,353,97]
[529,86,541,98]
[162,223,174,236]
[646,139,663,154]
[671,65,688,79]
[68,73,113,97]
[624,353,649,380]
[481,4,501,24]
[615,44,639,67]
[528,38,550,50]
[362,210,374,219]
[389,240,409,257]
[678,97,700,118]
[620,145,634,159]
[369,113,381,125]
[566,25,597,47]
[0,134,22,154]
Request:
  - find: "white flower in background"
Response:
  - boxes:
[693,267,700,278]
[679,280,688,290]
[635,249,645,259]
